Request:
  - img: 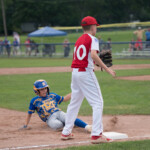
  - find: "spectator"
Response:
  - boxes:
[50,44,56,56]
[63,39,70,57]
[98,35,104,51]
[13,38,19,56]
[128,39,136,52]
[103,38,112,51]
[145,28,150,48]
[135,38,143,51]
[133,27,146,40]
[3,38,11,57]
[0,39,3,55]
[34,43,39,56]
[30,40,39,56]
[42,44,53,57]
[25,37,31,56]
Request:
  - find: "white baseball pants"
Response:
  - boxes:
[62,68,103,136]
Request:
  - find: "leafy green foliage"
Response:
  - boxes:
[1,0,150,34]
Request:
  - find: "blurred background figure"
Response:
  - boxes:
[13,32,20,55]
[31,40,39,56]
[0,39,3,55]
[30,40,39,56]
[133,27,146,51]
[133,27,146,41]
[50,44,56,56]
[135,37,143,51]
[98,35,104,51]
[128,39,136,52]
[42,44,52,57]
[13,32,20,44]
[12,38,19,56]
[63,39,70,57]
[145,28,150,48]
[3,38,11,57]
[103,38,112,51]
[42,44,55,57]
[25,37,31,56]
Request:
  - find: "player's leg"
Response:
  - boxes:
[62,71,84,135]
[59,111,91,132]
[74,118,87,128]
[75,118,92,132]
[79,69,103,136]
[58,111,66,124]
[46,112,64,131]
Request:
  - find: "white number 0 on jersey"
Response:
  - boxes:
[74,45,86,60]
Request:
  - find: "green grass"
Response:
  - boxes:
[0,58,72,68]
[113,59,150,65]
[80,69,150,115]
[1,30,135,44]
[0,69,150,115]
[0,58,150,68]
[55,140,150,150]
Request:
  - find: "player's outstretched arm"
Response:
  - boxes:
[91,50,116,77]
[19,113,32,130]
[63,93,71,102]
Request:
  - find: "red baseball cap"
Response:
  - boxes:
[81,16,99,26]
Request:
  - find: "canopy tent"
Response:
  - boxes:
[28,26,67,37]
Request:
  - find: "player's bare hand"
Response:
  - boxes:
[19,125,28,130]
[106,68,116,77]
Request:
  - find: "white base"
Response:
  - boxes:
[103,132,128,140]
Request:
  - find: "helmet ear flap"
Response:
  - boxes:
[47,87,50,95]
[35,90,40,95]
[33,86,39,95]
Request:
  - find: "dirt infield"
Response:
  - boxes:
[1,64,150,81]
[116,75,150,81]
[0,64,150,75]
[0,108,150,150]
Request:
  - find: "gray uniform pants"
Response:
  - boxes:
[46,111,66,130]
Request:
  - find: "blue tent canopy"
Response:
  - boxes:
[28,26,67,37]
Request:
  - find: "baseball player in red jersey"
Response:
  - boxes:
[61,16,116,143]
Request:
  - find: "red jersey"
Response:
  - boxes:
[71,33,99,69]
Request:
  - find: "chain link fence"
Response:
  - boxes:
[0,41,150,58]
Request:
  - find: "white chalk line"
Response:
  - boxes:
[0,140,90,150]
[127,135,150,139]
[1,135,150,150]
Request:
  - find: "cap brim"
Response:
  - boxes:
[96,24,100,26]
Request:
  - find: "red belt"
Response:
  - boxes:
[72,68,94,72]
[78,68,86,72]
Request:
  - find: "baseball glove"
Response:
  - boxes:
[97,50,113,67]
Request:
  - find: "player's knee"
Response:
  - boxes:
[47,121,64,130]
[53,122,64,131]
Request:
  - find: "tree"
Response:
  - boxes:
[1,0,150,35]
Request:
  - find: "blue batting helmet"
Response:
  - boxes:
[33,79,50,95]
